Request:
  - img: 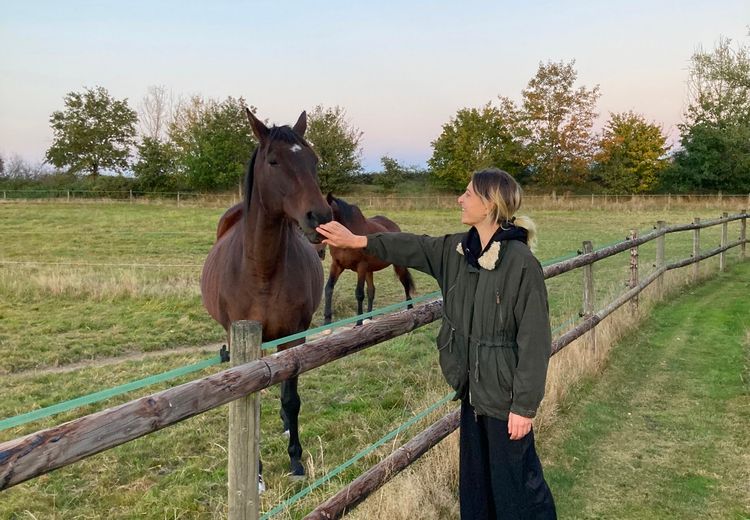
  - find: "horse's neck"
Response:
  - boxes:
[242,195,292,273]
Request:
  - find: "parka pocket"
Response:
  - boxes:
[491,286,504,333]
[470,343,516,415]
[436,319,465,390]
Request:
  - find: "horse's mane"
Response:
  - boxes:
[330,195,363,225]
[244,125,310,213]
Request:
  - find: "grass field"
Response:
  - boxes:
[0,200,746,518]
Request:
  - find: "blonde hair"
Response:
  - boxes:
[471,168,538,251]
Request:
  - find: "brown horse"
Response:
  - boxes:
[201,109,332,477]
[324,194,416,325]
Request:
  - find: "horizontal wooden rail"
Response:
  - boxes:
[552,238,744,355]
[544,211,746,278]
[304,408,461,520]
[0,301,443,490]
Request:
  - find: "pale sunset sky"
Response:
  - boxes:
[1,1,748,171]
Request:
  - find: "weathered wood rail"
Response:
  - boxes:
[1,210,747,519]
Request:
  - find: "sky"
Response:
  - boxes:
[1,1,748,172]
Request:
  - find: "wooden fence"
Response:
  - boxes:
[0,211,747,519]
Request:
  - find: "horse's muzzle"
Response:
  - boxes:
[304,210,332,243]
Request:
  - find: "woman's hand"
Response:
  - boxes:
[316,221,368,249]
[508,412,532,440]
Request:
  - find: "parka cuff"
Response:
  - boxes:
[510,404,537,419]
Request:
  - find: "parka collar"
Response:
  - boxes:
[456,224,528,270]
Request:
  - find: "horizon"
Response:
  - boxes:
[1,1,748,172]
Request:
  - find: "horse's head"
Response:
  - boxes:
[246,109,332,243]
[326,192,362,227]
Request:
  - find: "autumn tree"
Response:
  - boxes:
[593,111,670,193]
[522,60,600,186]
[46,86,138,176]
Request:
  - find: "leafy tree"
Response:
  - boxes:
[376,155,406,191]
[665,37,750,192]
[428,98,528,191]
[169,96,255,191]
[133,137,179,191]
[593,111,670,193]
[522,60,600,187]
[305,105,363,193]
[0,154,4,176]
[46,86,138,176]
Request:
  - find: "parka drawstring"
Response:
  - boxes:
[474,342,480,382]
[439,327,455,353]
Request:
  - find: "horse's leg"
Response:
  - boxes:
[365,271,375,313]
[324,262,343,325]
[355,267,366,326]
[395,265,414,309]
[281,375,304,477]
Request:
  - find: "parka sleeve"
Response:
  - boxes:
[510,257,552,418]
[365,232,449,280]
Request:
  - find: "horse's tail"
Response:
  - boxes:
[394,265,417,300]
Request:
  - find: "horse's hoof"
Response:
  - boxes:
[283,429,290,438]
[258,474,266,495]
[361,318,372,325]
[290,459,305,478]
[321,328,332,336]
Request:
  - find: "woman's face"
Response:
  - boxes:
[457,182,491,226]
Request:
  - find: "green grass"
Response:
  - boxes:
[0,201,746,518]
[540,260,750,519]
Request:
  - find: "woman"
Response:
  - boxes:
[316,168,556,520]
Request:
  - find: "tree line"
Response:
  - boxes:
[2,36,748,195]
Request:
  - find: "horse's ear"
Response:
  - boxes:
[292,111,307,137]
[246,108,269,143]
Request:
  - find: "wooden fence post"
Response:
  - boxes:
[720,212,728,272]
[67,190,70,203]
[693,217,701,282]
[656,221,666,299]
[228,321,262,520]
[741,209,747,261]
[629,230,639,310]
[582,240,596,353]
[177,192,181,208]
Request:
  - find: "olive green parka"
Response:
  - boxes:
[365,231,551,420]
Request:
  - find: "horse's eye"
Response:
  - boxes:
[269,160,278,166]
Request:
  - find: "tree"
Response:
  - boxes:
[46,86,138,176]
[0,154,4,176]
[593,111,670,193]
[305,105,363,193]
[133,137,179,191]
[376,155,406,191]
[522,60,600,186]
[665,37,750,192]
[169,96,255,191]
[428,98,528,191]
[139,85,173,141]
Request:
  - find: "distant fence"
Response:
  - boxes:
[1,188,749,210]
[0,211,747,520]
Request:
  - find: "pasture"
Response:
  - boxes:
[0,200,745,518]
